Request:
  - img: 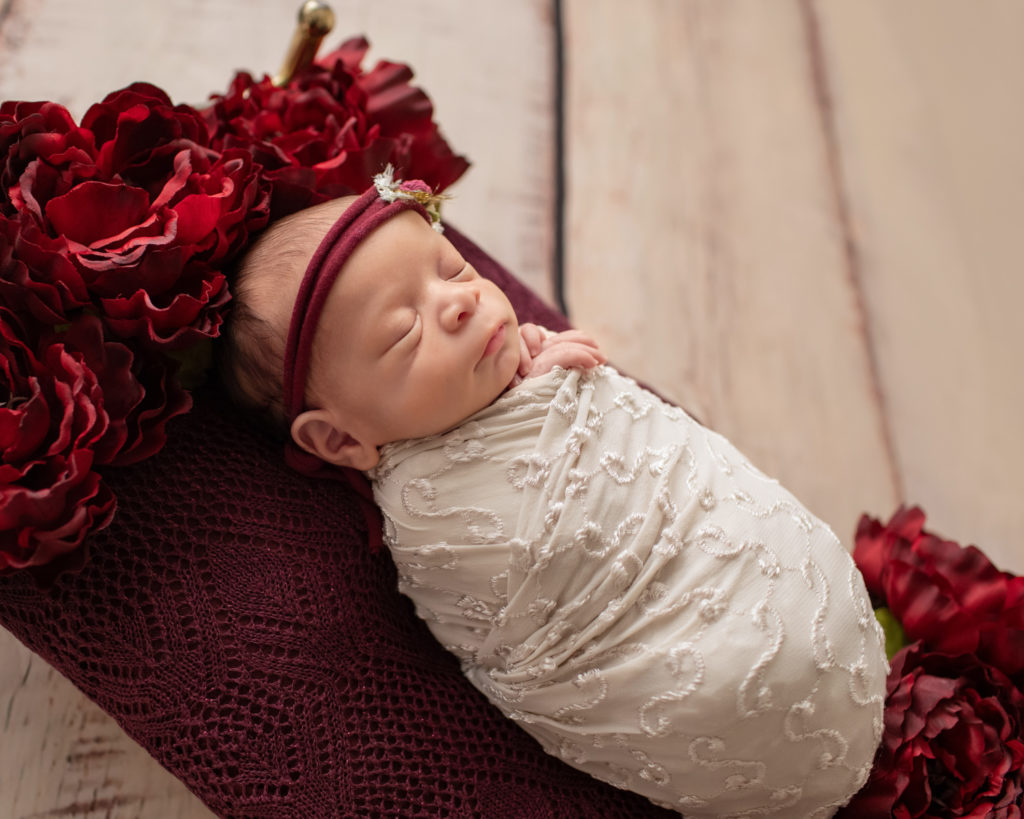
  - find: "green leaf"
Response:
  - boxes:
[873,606,907,661]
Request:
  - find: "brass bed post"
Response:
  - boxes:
[273,1,337,86]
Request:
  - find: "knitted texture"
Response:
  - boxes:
[0,227,673,819]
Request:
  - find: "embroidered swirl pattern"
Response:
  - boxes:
[372,367,887,817]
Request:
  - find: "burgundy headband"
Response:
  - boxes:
[282,169,439,425]
[279,170,441,547]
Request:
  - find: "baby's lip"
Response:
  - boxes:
[480,322,506,362]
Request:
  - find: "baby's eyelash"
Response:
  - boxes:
[402,313,421,345]
[385,313,418,352]
[445,261,470,280]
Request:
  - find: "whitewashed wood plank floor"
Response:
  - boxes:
[564,0,1023,568]
[2,0,1022,816]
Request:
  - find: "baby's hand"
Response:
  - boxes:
[512,323,606,386]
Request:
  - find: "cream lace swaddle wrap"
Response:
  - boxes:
[371,367,887,817]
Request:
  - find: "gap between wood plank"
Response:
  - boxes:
[799,0,904,502]
[551,0,568,317]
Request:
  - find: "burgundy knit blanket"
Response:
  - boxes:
[0,226,673,818]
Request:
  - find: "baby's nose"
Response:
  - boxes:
[441,285,479,330]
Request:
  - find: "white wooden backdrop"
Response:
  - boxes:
[2,1,1022,816]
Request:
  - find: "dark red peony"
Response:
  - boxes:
[839,645,1024,819]
[42,316,193,468]
[0,215,73,324]
[0,306,191,579]
[855,507,1024,684]
[0,100,96,223]
[202,36,468,218]
[0,37,466,579]
[0,308,114,575]
[1,87,238,579]
[2,85,271,349]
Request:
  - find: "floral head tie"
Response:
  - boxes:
[282,166,444,431]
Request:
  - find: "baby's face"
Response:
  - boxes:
[301,209,521,464]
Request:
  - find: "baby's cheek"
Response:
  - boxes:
[504,332,524,381]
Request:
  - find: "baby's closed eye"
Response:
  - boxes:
[385,310,420,351]
[443,261,472,281]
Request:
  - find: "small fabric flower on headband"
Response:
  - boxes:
[374,165,446,232]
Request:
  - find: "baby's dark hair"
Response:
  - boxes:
[217,198,352,434]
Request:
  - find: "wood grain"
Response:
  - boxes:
[2,633,205,818]
[562,0,1022,572]
[811,0,1024,570]
[562,0,898,541]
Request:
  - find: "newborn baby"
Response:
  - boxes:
[221,171,888,817]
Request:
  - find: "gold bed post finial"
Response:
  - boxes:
[273,1,337,87]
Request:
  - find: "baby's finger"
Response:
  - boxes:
[518,322,546,357]
[543,329,604,355]
[548,339,607,366]
[529,343,605,375]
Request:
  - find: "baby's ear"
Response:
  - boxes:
[290,409,380,471]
